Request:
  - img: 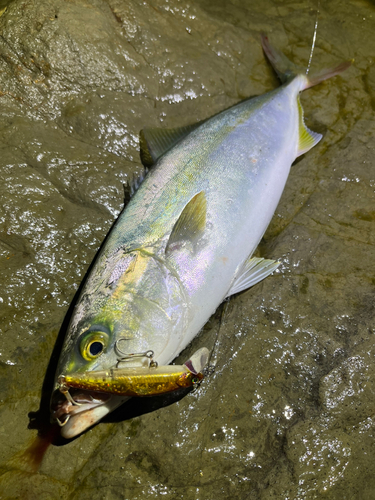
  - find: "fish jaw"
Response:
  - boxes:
[51,387,128,439]
[61,396,128,439]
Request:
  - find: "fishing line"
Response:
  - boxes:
[306,0,320,75]
[207,299,231,373]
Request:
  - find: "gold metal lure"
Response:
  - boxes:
[58,363,203,398]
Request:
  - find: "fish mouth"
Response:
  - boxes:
[51,388,111,424]
[51,388,127,439]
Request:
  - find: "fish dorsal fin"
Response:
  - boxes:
[226,257,280,298]
[297,96,322,157]
[140,121,205,167]
[123,167,149,205]
[166,191,207,254]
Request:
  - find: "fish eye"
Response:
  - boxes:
[89,341,104,356]
[80,329,109,361]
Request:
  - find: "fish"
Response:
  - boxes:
[51,35,349,439]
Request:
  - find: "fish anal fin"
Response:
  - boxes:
[297,96,322,157]
[140,121,205,167]
[166,191,207,254]
[226,257,280,298]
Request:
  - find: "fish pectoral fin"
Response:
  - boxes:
[140,121,205,167]
[166,191,207,254]
[297,96,322,157]
[226,257,280,298]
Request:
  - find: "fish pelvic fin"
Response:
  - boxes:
[260,34,350,90]
[226,257,280,298]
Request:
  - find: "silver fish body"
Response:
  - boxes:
[52,36,349,438]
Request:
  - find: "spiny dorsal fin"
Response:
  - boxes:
[139,130,155,167]
[123,167,148,205]
[226,257,280,298]
[140,121,205,167]
[297,96,322,157]
[166,191,207,254]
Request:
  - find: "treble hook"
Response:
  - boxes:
[58,379,83,406]
[56,415,70,427]
[115,339,158,367]
[55,384,81,427]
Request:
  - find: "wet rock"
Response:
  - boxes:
[0,0,374,499]
[320,349,375,426]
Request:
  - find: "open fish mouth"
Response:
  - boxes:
[50,348,210,438]
[51,388,111,425]
[51,388,127,439]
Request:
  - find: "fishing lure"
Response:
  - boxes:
[58,347,209,398]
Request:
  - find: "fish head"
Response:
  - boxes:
[51,249,190,438]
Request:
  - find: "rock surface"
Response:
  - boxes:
[0,0,374,498]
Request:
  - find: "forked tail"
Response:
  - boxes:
[260,34,350,158]
[261,34,350,91]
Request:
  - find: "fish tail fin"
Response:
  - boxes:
[303,61,351,89]
[261,33,350,157]
[261,33,299,83]
[260,34,350,90]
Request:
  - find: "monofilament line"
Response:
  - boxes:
[306,0,320,75]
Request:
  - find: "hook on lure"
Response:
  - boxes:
[115,338,158,368]
[55,385,83,427]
